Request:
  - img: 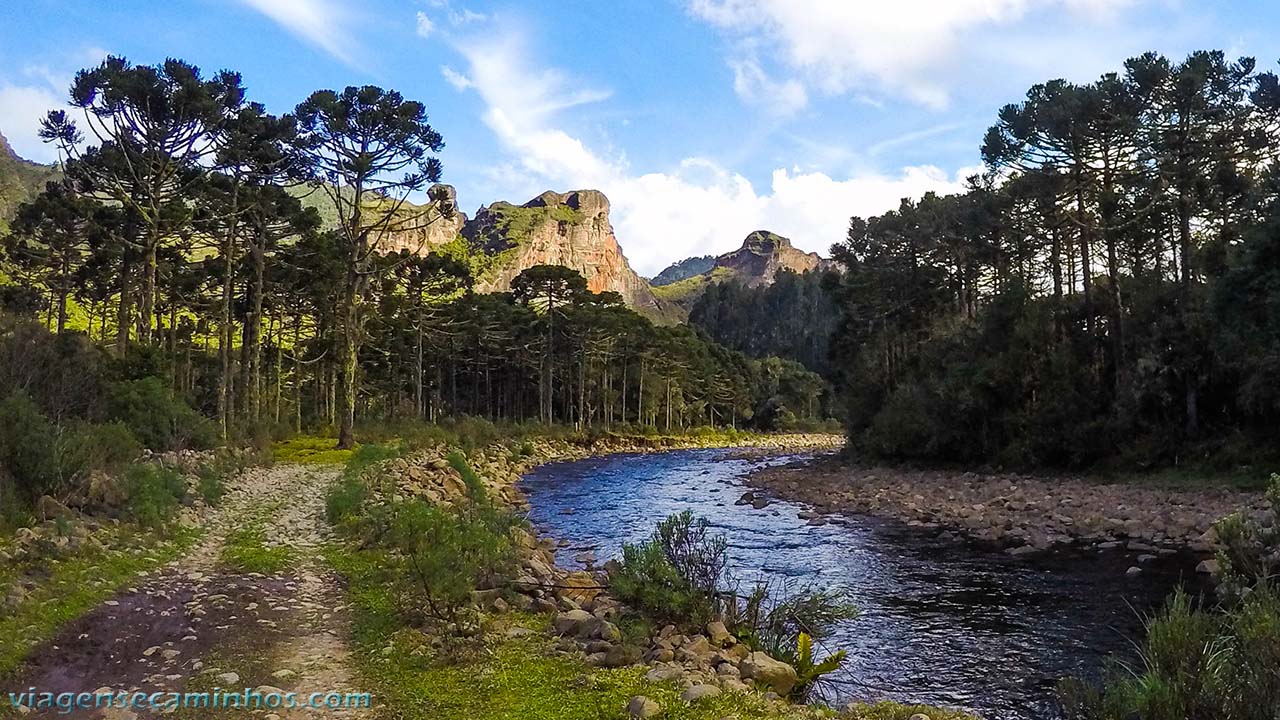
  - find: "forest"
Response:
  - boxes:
[0,56,829,511]
[829,50,1280,470]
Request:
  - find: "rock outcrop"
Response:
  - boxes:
[375,183,468,255]
[464,190,669,316]
[651,230,833,313]
[714,231,825,288]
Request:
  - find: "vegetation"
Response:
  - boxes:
[690,269,840,379]
[829,50,1280,471]
[1058,477,1280,718]
[612,511,857,699]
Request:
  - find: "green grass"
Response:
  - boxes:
[0,526,200,676]
[843,701,979,720]
[219,522,295,575]
[323,542,807,720]
[273,436,355,465]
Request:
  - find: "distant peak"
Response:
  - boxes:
[521,189,610,215]
[740,230,793,254]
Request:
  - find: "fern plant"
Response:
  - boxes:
[787,631,848,700]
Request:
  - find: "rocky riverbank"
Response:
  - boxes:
[358,433,974,720]
[744,458,1270,564]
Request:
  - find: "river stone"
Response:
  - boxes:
[740,652,798,695]
[909,715,932,720]
[553,609,594,636]
[1196,559,1221,575]
[751,497,770,509]
[645,665,686,684]
[602,644,642,668]
[680,685,722,703]
[706,620,732,646]
[627,696,662,719]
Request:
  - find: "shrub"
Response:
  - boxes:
[610,511,729,627]
[105,377,216,451]
[62,422,142,477]
[0,392,65,500]
[1214,474,1280,604]
[385,499,517,625]
[123,463,186,528]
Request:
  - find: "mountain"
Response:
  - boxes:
[651,230,829,312]
[0,132,60,232]
[462,190,667,314]
[650,255,715,286]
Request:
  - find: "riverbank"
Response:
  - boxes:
[743,457,1271,561]
[331,431,975,720]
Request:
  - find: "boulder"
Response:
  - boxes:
[601,644,642,668]
[553,609,594,636]
[36,495,75,521]
[705,620,732,646]
[1196,559,1221,575]
[680,685,722,703]
[740,651,798,696]
[626,696,662,719]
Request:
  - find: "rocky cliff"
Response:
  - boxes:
[460,189,670,317]
[713,231,825,287]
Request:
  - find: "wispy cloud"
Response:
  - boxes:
[235,0,358,65]
[686,0,1146,108]
[445,22,974,273]
[867,122,965,156]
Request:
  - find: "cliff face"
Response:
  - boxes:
[713,230,825,287]
[462,190,668,315]
[375,183,468,255]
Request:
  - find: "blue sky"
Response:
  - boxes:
[0,0,1276,274]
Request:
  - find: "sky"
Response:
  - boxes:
[0,1,1276,275]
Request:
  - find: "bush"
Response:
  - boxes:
[385,499,517,626]
[105,377,217,451]
[610,511,729,628]
[63,422,142,477]
[0,392,66,500]
[1059,484,1280,720]
[123,463,186,528]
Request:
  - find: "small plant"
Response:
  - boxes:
[789,631,848,700]
[385,499,517,626]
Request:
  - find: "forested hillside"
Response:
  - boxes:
[689,269,839,378]
[0,133,58,233]
[829,50,1280,470]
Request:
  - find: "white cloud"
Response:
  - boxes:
[416,11,436,38]
[440,65,472,90]
[449,28,975,274]
[687,0,1139,107]
[235,0,356,65]
[427,0,486,27]
[728,56,808,115]
[0,83,62,163]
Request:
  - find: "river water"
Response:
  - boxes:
[519,448,1206,720]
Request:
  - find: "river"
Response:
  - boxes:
[519,448,1206,720]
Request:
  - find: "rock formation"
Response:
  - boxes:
[462,189,669,316]
[651,230,833,313]
[713,230,826,287]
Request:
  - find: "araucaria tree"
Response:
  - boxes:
[293,86,446,448]
[830,50,1280,469]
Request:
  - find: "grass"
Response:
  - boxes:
[273,435,355,466]
[843,702,979,720]
[323,542,811,720]
[219,522,295,575]
[0,526,200,676]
